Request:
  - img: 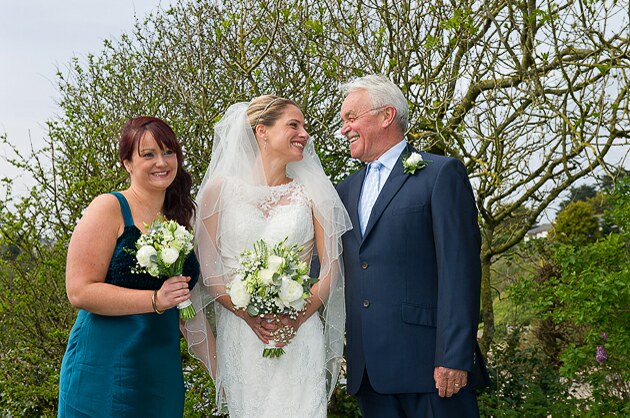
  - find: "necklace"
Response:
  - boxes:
[128,188,163,228]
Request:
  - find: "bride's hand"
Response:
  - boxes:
[272,314,303,348]
[233,310,278,344]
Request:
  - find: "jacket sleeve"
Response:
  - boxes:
[431,158,481,371]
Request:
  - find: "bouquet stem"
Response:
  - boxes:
[177,300,196,320]
[263,340,285,358]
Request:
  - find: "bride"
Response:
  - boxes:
[184,96,352,417]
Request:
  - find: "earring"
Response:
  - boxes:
[264,136,267,150]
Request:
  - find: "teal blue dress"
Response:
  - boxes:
[58,192,200,417]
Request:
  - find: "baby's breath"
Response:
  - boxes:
[227,237,317,358]
[129,214,196,320]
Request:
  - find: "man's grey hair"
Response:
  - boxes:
[340,74,409,132]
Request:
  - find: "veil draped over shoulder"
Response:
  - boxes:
[184,102,352,408]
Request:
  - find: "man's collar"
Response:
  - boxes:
[372,139,407,171]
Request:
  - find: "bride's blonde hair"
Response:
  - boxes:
[247,95,299,132]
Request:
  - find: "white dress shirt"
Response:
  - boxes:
[364,139,407,194]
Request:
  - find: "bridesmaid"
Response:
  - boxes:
[58,117,200,417]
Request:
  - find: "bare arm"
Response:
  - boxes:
[299,216,329,318]
[66,194,190,315]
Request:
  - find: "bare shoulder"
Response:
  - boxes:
[85,193,122,217]
[197,176,228,210]
[75,193,124,236]
[66,194,124,290]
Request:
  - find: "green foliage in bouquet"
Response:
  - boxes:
[131,215,196,320]
[229,237,317,358]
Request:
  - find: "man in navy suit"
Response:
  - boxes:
[336,75,490,417]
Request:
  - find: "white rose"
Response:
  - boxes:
[258,268,275,285]
[275,297,285,310]
[228,280,251,308]
[279,276,304,304]
[136,245,157,267]
[174,225,191,241]
[290,297,306,311]
[406,152,423,165]
[267,255,284,273]
[161,247,180,265]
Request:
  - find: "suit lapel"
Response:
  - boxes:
[362,144,415,240]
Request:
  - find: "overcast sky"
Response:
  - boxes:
[0,1,626,219]
[0,0,167,193]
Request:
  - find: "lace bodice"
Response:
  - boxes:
[218,179,315,271]
[210,179,326,417]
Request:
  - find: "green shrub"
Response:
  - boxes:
[478,327,580,417]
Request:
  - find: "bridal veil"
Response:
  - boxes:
[184,101,352,408]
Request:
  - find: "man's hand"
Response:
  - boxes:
[434,366,467,398]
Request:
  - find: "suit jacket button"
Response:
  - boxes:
[362,299,370,308]
[361,262,369,269]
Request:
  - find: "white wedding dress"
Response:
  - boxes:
[215,179,327,418]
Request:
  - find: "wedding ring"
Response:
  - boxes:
[454,384,460,387]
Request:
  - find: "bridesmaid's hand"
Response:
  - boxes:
[156,276,191,311]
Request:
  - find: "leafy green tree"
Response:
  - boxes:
[511,178,630,414]
[557,184,598,212]
[599,166,630,192]
[0,203,72,415]
[552,200,601,245]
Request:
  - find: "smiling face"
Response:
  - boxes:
[259,104,309,165]
[123,132,178,192]
[340,89,393,163]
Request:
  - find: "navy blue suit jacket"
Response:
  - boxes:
[337,145,490,395]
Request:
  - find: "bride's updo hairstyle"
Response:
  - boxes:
[246,95,299,133]
[119,116,195,229]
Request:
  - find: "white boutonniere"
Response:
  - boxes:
[402,152,430,175]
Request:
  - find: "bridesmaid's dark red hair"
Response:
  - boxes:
[119,116,195,229]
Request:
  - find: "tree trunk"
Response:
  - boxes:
[479,242,494,357]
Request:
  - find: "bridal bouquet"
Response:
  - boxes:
[131,215,196,320]
[228,237,317,358]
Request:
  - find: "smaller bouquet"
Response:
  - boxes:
[228,237,317,358]
[131,215,196,320]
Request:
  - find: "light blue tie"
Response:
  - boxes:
[359,161,383,235]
